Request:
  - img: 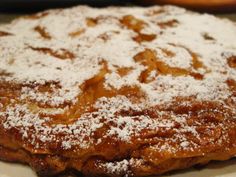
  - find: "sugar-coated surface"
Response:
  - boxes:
[0,5,236,176]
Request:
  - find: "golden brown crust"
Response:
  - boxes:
[0,5,236,177]
[1,99,236,177]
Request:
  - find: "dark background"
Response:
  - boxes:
[1,0,128,12]
[0,0,235,24]
[0,0,236,12]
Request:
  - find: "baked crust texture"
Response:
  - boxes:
[0,5,236,177]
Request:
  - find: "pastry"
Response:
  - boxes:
[0,5,236,177]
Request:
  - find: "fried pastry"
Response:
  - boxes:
[0,5,236,177]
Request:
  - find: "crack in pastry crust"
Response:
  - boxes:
[0,5,236,177]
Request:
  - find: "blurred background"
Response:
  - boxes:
[0,0,236,23]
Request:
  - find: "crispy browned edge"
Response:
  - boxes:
[0,121,236,177]
[0,145,236,177]
[0,6,236,177]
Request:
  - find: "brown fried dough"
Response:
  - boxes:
[0,5,236,177]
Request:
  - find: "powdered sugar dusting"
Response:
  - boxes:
[99,159,130,175]
[0,5,235,168]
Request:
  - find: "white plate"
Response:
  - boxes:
[0,159,236,177]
